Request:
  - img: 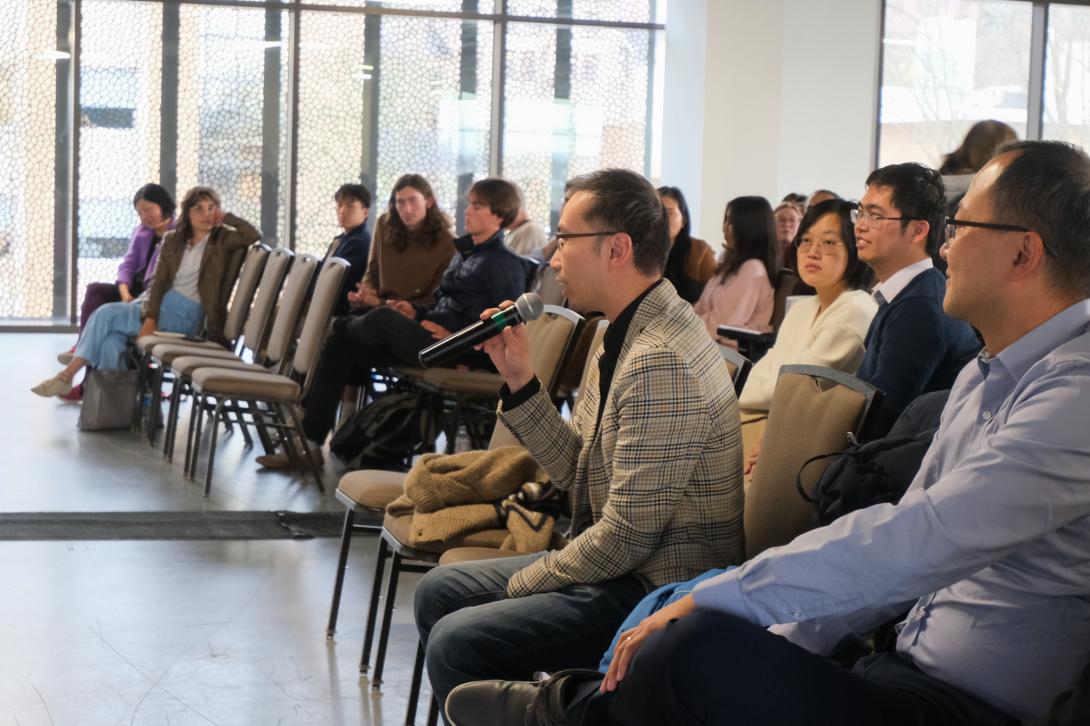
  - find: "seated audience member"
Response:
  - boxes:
[694,196,779,345]
[737,199,877,412]
[414,169,745,711]
[256,178,533,469]
[939,119,1016,208]
[322,183,372,317]
[853,163,980,435]
[504,185,548,259]
[56,183,177,401]
[445,139,1090,726]
[32,187,260,397]
[772,199,804,269]
[346,173,456,311]
[782,191,809,208]
[808,188,840,208]
[658,186,717,303]
[338,175,456,422]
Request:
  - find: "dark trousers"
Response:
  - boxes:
[79,282,123,332]
[414,553,647,722]
[301,306,436,443]
[567,610,1017,726]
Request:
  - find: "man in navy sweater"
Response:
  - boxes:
[852,163,980,435]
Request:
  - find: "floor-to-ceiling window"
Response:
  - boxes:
[877,0,1090,168]
[0,0,665,326]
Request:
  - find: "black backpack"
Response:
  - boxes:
[329,392,440,470]
[796,390,950,526]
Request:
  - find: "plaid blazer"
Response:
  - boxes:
[499,280,745,597]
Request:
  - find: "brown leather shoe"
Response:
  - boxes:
[256,446,324,471]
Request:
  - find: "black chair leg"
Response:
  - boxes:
[327,509,355,637]
[426,696,439,726]
[359,536,389,673]
[371,551,403,688]
[404,639,425,725]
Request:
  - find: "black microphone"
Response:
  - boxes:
[417,293,544,368]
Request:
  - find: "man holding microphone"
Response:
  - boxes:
[413,168,746,715]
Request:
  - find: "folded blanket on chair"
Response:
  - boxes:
[387,447,558,552]
[388,446,545,514]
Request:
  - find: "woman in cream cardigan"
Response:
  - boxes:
[737,199,877,412]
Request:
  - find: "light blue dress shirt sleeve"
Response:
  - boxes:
[693,362,1090,622]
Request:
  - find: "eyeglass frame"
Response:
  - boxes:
[850,207,915,226]
[793,237,845,254]
[943,217,1053,257]
[551,230,621,251]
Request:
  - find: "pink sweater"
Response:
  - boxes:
[694,259,775,346]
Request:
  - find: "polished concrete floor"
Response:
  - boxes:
[2,334,431,725]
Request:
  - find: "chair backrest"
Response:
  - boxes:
[486,311,594,450]
[295,257,351,382]
[221,244,270,345]
[555,312,606,393]
[718,344,751,392]
[241,247,293,356]
[530,305,583,393]
[744,364,880,560]
[771,269,799,331]
[264,254,320,364]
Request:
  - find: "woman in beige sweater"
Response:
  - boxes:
[347,173,455,309]
[738,199,877,411]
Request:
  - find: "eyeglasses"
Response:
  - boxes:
[794,238,844,254]
[944,217,1030,240]
[944,217,1052,257]
[850,208,912,226]
[552,230,620,251]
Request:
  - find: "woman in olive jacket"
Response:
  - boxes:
[32,186,259,398]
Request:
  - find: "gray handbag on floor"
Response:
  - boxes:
[78,368,140,431]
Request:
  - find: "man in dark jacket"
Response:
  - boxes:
[852,163,980,435]
[322,183,372,317]
[257,178,534,469]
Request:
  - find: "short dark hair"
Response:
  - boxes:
[990,140,1090,297]
[798,199,875,291]
[865,162,946,259]
[334,183,371,209]
[569,169,669,276]
[469,178,520,229]
[719,196,779,285]
[133,183,176,220]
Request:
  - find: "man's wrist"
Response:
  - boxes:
[500,376,541,410]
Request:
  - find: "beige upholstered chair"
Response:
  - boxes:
[400,305,584,451]
[166,253,319,464]
[743,364,880,559]
[183,257,346,496]
[139,247,291,454]
[718,344,751,391]
[134,243,271,440]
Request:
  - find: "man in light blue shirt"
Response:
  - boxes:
[443,142,1090,726]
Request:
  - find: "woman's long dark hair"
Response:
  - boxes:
[387,174,450,250]
[658,186,702,302]
[172,186,220,244]
[717,196,779,285]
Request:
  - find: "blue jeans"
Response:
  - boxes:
[75,289,204,370]
[414,553,647,718]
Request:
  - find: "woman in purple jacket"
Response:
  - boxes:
[55,183,175,399]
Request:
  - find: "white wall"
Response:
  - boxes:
[662,0,883,245]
